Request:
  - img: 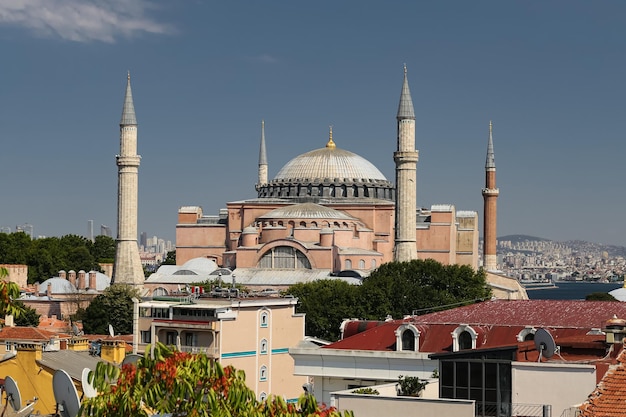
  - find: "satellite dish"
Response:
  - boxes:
[80,368,97,399]
[108,324,114,337]
[53,369,81,417]
[4,375,22,412]
[534,328,556,361]
[122,353,143,366]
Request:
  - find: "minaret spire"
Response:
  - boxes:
[482,120,500,272]
[120,71,137,126]
[113,73,144,287]
[258,120,268,185]
[394,65,419,262]
[326,125,336,149]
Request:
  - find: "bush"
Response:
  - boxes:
[397,375,428,397]
[351,387,379,395]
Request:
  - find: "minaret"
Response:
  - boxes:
[258,120,268,185]
[112,73,144,287]
[482,121,500,271]
[393,65,419,262]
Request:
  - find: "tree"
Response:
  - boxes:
[586,292,617,301]
[13,301,40,327]
[162,250,176,265]
[286,259,492,341]
[288,280,365,341]
[89,235,116,263]
[80,342,353,417]
[360,259,491,319]
[82,285,140,335]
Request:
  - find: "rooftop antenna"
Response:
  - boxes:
[80,368,98,399]
[2,376,22,415]
[534,328,556,362]
[53,369,81,417]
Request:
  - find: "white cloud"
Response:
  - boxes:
[0,0,172,42]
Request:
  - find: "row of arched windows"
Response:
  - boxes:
[345,259,377,270]
[396,325,539,352]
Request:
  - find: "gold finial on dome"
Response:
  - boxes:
[326,125,336,149]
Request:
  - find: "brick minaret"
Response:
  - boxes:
[112,73,144,287]
[393,65,419,262]
[482,121,500,271]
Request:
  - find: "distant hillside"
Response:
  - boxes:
[498,234,551,244]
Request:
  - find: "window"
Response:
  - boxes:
[185,333,196,347]
[141,331,151,344]
[5,342,13,352]
[371,259,377,268]
[259,392,267,401]
[260,365,268,381]
[166,331,177,346]
[402,330,415,351]
[359,259,365,269]
[452,325,478,351]
[260,339,268,354]
[395,324,420,352]
[345,259,352,269]
[260,311,269,328]
[258,246,312,269]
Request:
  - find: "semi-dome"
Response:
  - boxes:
[259,203,356,220]
[256,130,395,202]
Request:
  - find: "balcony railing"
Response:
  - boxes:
[477,402,551,417]
[179,345,219,357]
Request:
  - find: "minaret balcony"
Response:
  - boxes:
[482,188,500,196]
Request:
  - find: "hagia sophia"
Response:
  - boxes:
[169,67,501,290]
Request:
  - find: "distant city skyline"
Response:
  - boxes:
[1,1,626,245]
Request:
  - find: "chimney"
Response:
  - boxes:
[59,270,67,280]
[88,271,97,290]
[604,315,626,344]
[4,315,14,327]
[68,270,76,287]
[47,283,52,298]
[78,270,86,290]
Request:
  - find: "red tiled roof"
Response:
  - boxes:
[579,348,626,416]
[411,300,624,329]
[326,300,626,355]
[0,326,59,341]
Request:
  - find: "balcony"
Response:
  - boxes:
[179,344,219,357]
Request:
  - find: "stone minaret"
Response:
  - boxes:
[258,120,268,185]
[393,65,419,262]
[112,73,144,287]
[482,121,500,271]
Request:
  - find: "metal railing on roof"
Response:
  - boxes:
[477,402,551,417]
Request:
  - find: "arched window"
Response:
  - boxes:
[371,259,377,269]
[395,324,420,352]
[260,310,269,328]
[260,338,268,354]
[260,365,268,381]
[459,331,472,350]
[259,392,267,401]
[402,330,415,351]
[517,327,536,342]
[451,325,478,351]
[359,259,365,269]
[258,246,311,269]
[345,259,352,269]
[152,287,168,296]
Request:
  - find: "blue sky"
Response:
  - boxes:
[0,1,625,246]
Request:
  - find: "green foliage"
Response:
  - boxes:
[0,233,116,283]
[286,259,491,341]
[80,343,353,417]
[13,301,40,327]
[0,270,25,319]
[162,250,176,265]
[82,285,139,335]
[287,279,366,341]
[586,292,617,301]
[351,387,379,395]
[397,375,428,396]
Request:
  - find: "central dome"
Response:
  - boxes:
[274,138,387,182]
[256,131,394,202]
